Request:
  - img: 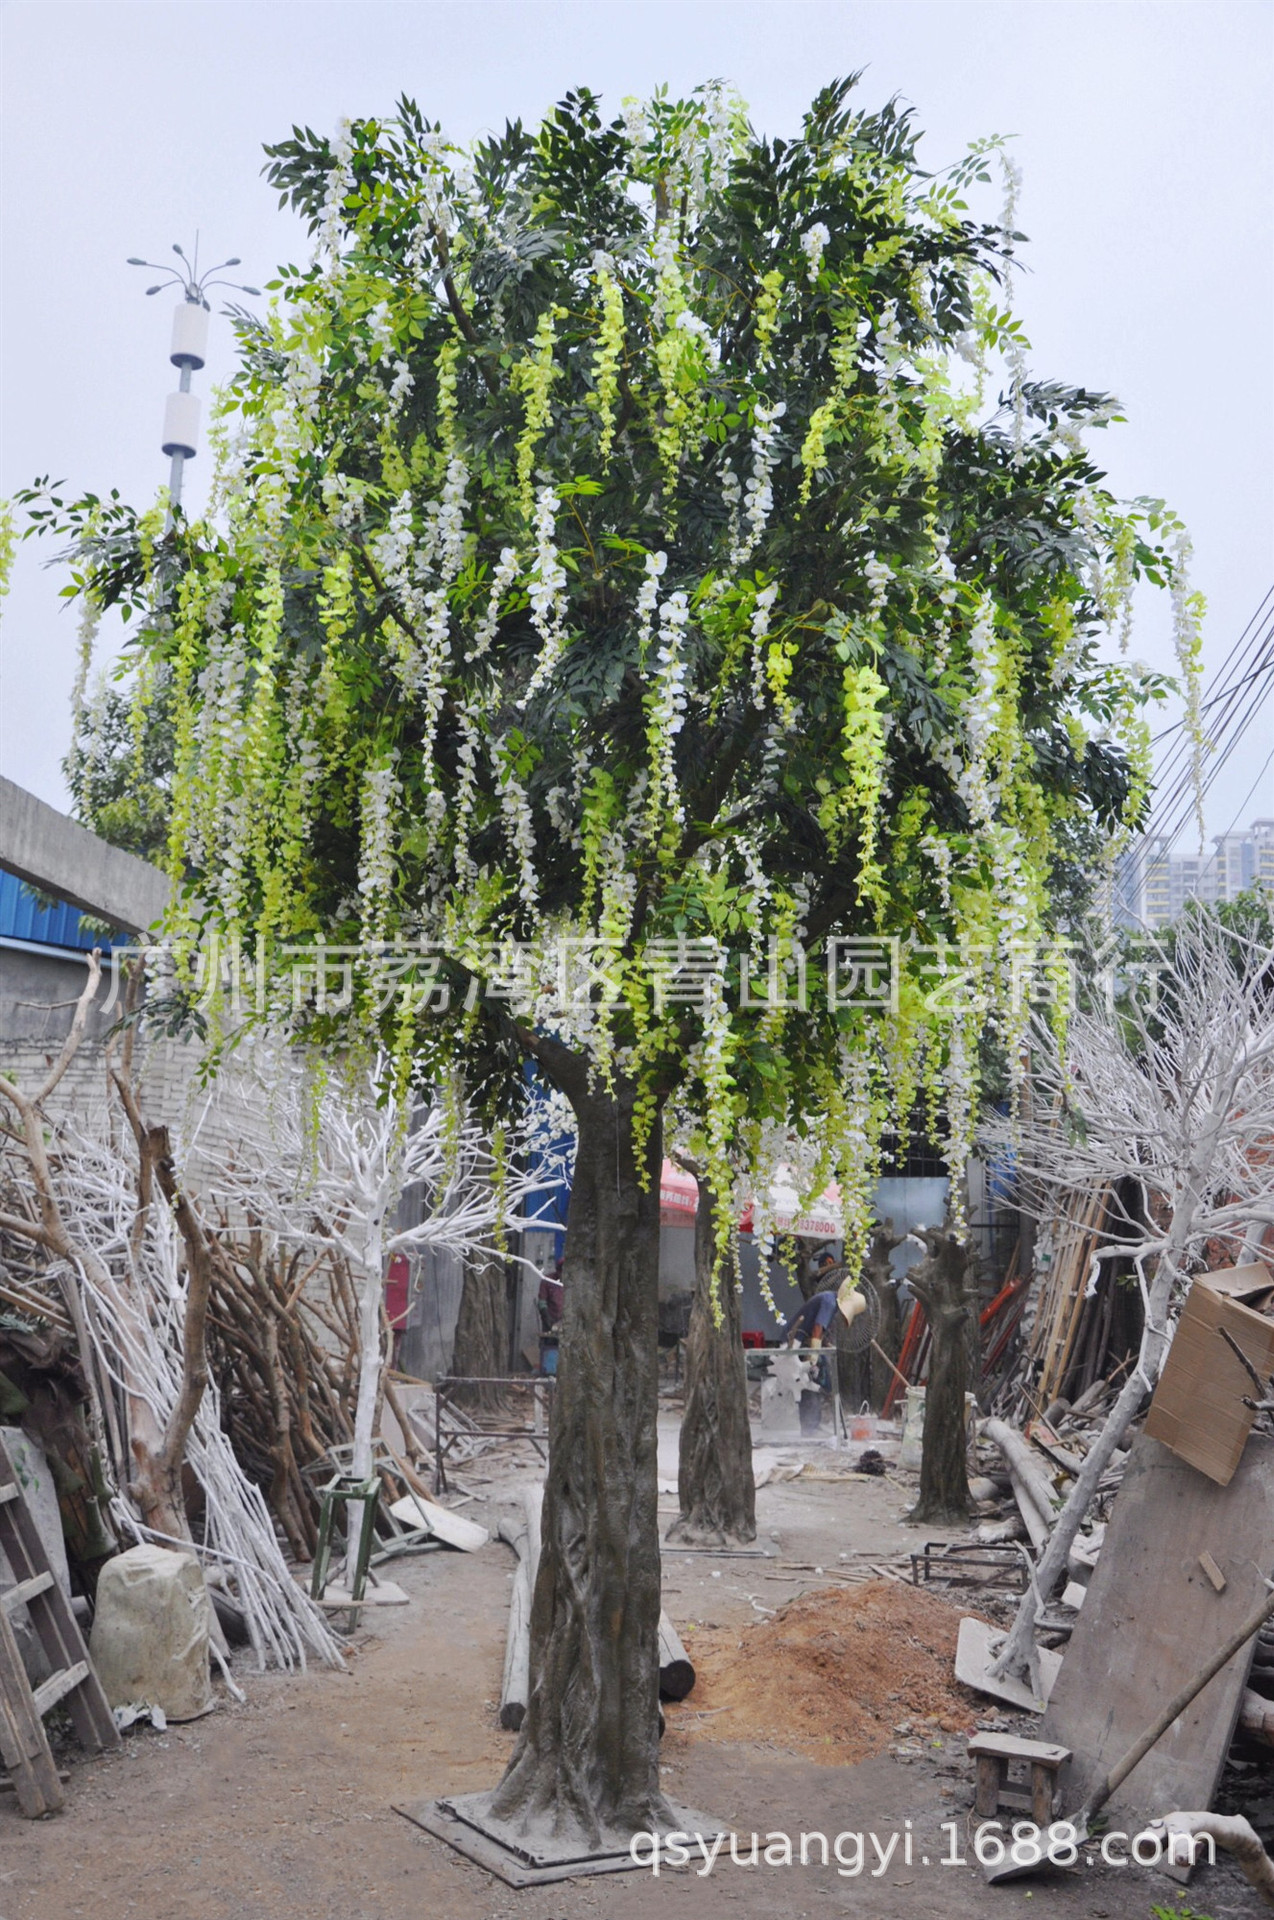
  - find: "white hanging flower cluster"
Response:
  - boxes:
[697,81,740,208]
[634,548,668,664]
[929,536,958,672]
[318,118,356,265]
[451,162,489,233]
[673,307,720,367]
[863,553,892,616]
[730,400,786,565]
[450,696,485,885]
[739,835,772,956]
[196,621,251,903]
[267,346,325,481]
[284,660,323,826]
[418,457,470,814]
[920,833,954,913]
[318,471,369,532]
[425,455,469,580]
[385,359,415,415]
[370,489,415,591]
[869,301,913,469]
[492,737,540,910]
[370,491,428,692]
[620,98,649,149]
[70,594,102,736]
[719,468,742,553]
[1050,396,1120,460]
[466,544,520,663]
[957,592,1000,829]
[645,589,692,838]
[366,301,396,361]
[748,713,791,806]
[650,220,682,328]
[520,485,569,705]
[998,153,1029,462]
[357,753,399,950]
[800,222,830,282]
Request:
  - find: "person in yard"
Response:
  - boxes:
[537,1260,564,1331]
[782,1276,865,1349]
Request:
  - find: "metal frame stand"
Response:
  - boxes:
[309,1472,381,1606]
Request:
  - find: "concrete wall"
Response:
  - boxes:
[0,778,169,932]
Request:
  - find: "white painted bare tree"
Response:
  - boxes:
[0,959,344,1670]
[983,907,1274,1692]
[205,1047,563,1578]
[48,1121,345,1670]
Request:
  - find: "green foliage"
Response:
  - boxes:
[16,77,1190,1255]
[63,672,176,864]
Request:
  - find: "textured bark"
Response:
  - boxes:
[906,1228,973,1526]
[668,1170,756,1547]
[451,1244,509,1410]
[865,1223,905,1411]
[489,1051,670,1847]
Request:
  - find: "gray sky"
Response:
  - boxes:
[2,1,1271,848]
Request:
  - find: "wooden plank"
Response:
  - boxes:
[1199,1551,1227,1593]
[387,1490,489,1552]
[1042,1428,1274,1825]
[967,1732,1071,1765]
[0,1483,18,1505]
[956,1615,1063,1713]
[0,1589,62,1816]
[1,1572,54,1613]
[32,1660,88,1718]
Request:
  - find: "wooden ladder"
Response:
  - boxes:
[0,1433,119,1816]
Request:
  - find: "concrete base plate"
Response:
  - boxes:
[955,1616,1062,1713]
[394,1791,726,1886]
[316,1578,410,1607]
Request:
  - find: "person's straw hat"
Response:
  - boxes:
[837,1277,866,1324]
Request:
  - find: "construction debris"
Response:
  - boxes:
[388,1491,489,1553]
[657,1613,695,1701]
[1042,1428,1274,1826]
[1145,1263,1274,1484]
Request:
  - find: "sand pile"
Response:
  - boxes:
[668,1580,982,1764]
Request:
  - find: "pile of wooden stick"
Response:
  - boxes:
[1025,1188,1113,1412]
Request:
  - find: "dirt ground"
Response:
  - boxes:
[1,1432,1265,1920]
[683,1580,983,1761]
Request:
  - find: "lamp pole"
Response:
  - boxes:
[127,237,259,524]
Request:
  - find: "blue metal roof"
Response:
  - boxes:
[0,867,117,951]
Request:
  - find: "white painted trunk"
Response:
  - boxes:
[347,1218,384,1585]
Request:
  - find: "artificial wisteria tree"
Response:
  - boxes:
[29,79,1191,1847]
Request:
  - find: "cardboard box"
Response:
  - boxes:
[1146,1263,1274,1485]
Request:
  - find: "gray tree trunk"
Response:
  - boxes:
[668,1171,756,1547]
[906,1228,973,1526]
[451,1246,509,1411]
[489,1051,670,1847]
[865,1222,905,1411]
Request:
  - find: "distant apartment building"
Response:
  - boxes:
[1115,819,1274,928]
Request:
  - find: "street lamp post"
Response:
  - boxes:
[127,238,259,521]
